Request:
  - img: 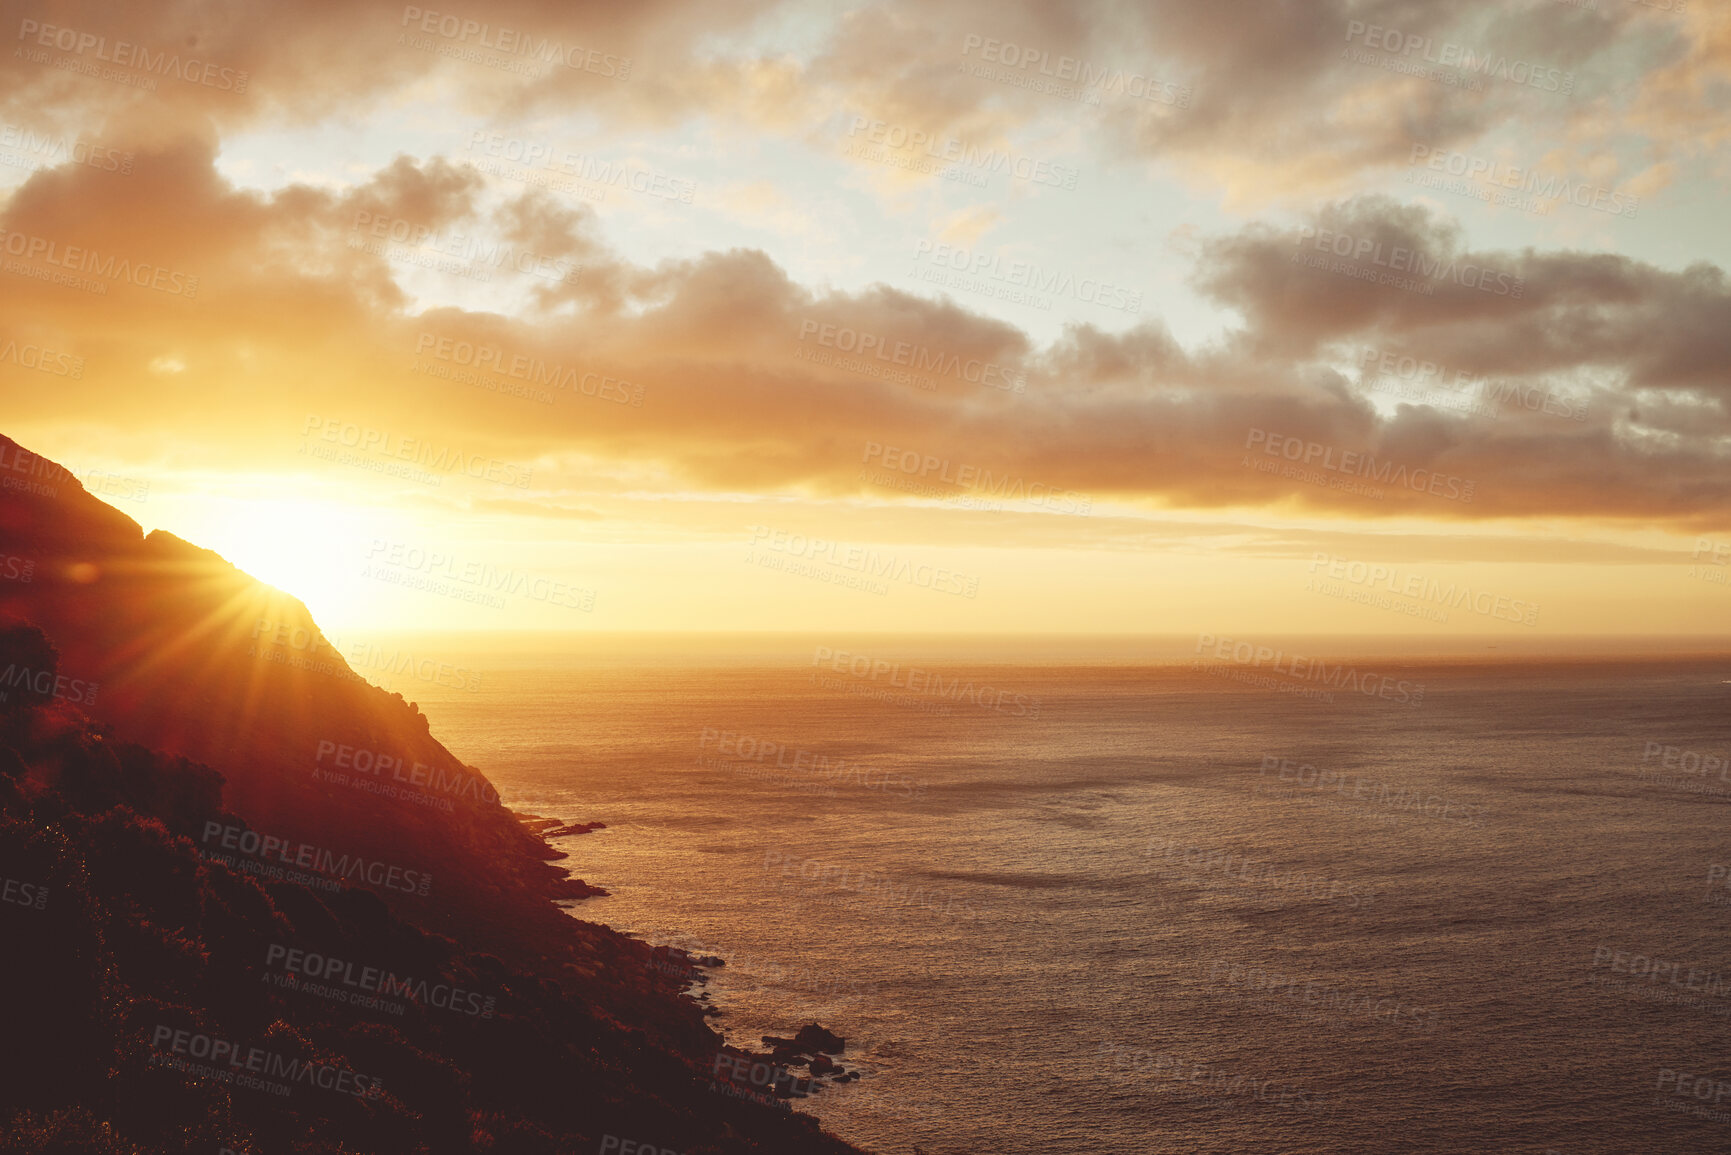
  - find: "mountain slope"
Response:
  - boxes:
[0,435,869,1153]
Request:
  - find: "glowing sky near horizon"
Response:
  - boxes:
[4,0,1730,634]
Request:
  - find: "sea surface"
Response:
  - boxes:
[395,638,1731,1154]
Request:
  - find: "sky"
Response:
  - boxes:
[3,0,1730,637]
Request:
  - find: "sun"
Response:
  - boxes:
[168,493,389,628]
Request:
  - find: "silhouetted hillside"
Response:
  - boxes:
[0,437,868,1153]
[0,434,589,967]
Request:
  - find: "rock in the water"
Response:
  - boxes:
[545,820,608,837]
[794,1023,846,1054]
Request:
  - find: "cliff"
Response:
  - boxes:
[0,434,867,1154]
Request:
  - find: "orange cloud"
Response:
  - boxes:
[5,137,1731,531]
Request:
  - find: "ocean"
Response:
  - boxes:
[392,637,1731,1154]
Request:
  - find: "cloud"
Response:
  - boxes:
[794,0,1711,205]
[5,0,1721,211]
[0,0,779,140]
[5,138,1731,530]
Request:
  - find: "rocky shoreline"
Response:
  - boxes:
[0,433,871,1154]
